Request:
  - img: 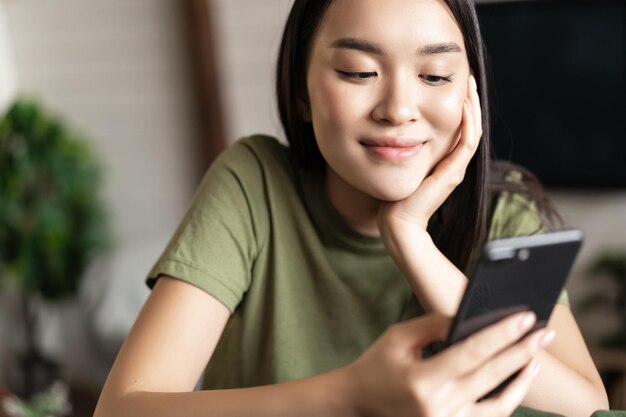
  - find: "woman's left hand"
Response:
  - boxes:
[378,74,483,235]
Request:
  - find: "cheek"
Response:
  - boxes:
[309,73,346,130]
[424,87,466,150]
[317,81,346,128]
[308,71,372,138]
[437,89,466,132]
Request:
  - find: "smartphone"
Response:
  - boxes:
[444,229,583,397]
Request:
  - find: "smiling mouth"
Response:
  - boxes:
[359,138,426,161]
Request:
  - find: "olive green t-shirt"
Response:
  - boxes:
[147,135,567,402]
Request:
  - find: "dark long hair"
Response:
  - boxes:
[276,0,493,273]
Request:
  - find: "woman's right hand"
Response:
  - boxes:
[343,311,554,417]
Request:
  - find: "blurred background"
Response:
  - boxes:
[0,0,624,415]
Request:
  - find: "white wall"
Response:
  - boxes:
[1,0,199,390]
[212,0,293,144]
[0,0,18,111]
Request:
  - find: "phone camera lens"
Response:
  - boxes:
[518,248,530,261]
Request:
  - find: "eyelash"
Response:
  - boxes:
[336,70,377,80]
[419,74,453,86]
[336,70,453,86]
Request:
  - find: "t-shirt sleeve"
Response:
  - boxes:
[487,179,570,306]
[146,138,268,312]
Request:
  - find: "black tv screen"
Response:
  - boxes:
[476,0,625,188]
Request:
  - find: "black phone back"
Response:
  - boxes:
[446,229,583,347]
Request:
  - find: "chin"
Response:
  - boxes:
[369,181,422,202]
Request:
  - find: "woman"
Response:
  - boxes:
[94,1,608,416]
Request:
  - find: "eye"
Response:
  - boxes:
[336,70,378,81]
[419,74,453,86]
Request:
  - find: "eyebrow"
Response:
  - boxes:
[418,42,463,56]
[330,38,384,55]
[330,37,463,56]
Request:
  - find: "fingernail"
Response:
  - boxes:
[470,75,477,90]
[464,99,471,111]
[520,312,535,331]
[538,330,556,348]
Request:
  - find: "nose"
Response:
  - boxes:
[371,73,420,126]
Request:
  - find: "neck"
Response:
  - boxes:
[325,166,381,236]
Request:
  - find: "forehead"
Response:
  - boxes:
[315,0,465,53]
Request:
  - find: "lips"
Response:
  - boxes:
[360,137,424,147]
[359,137,426,161]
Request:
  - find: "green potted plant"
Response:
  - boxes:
[2,382,71,417]
[0,99,110,408]
[580,250,626,350]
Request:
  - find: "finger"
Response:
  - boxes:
[471,359,542,417]
[425,311,536,382]
[386,314,451,353]
[459,75,481,155]
[469,75,483,139]
[453,328,555,405]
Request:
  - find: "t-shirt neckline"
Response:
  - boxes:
[299,167,388,255]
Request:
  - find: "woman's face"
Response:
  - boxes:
[305,0,471,201]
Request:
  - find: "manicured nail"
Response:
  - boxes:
[520,312,535,331]
[470,75,477,91]
[539,330,556,348]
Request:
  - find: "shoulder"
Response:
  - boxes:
[218,134,293,172]
[188,134,297,213]
[200,134,298,194]
[196,134,303,216]
[487,169,545,240]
